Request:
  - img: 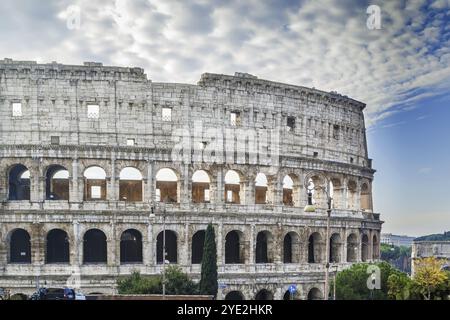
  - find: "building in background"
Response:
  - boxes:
[411,232,450,276]
[381,233,416,247]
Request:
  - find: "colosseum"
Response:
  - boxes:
[0,58,382,300]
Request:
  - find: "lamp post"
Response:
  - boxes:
[331,264,338,300]
[304,175,333,300]
[151,200,167,299]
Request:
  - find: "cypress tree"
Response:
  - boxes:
[199,223,218,298]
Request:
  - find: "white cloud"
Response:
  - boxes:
[0,0,449,126]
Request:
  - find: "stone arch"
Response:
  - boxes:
[120,229,143,264]
[330,233,342,263]
[83,166,107,201]
[45,165,69,200]
[283,231,300,263]
[83,229,107,264]
[155,168,179,203]
[225,230,245,264]
[346,233,358,262]
[119,167,143,202]
[361,182,372,211]
[224,169,244,204]
[307,287,323,300]
[8,164,30,200]
[156,230,178,263]
[304,171,327,208]
[192,170,211,203]
[46,229,70,263]
[255,230,273,263]
[347,179,358,210]
[255,289,273,300]
[225,291,245,300]
[8,228,31,263]
[372,233,379,260]
[282,174,296,206]
[361,234,369,262]
[191,230,206,264]
[308,232,323,263]
[255,172,268,204]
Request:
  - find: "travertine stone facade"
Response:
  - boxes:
[0,59,382,300]
[411,241,450,276]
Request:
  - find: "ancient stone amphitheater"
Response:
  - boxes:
[0,59,382,300]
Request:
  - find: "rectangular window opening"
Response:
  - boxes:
[91,186,102,199]
[162,107,172,122]
[230,111,241,126]
[87,104,100,119]
[127,138,135,146]
[12,102,22,117]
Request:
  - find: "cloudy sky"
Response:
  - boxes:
[1,0,449,236]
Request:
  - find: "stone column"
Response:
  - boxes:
[342,178,348,210]
[72,221,81,266]
[107,157,116,201]
[215,167,224,204]
[70,158,81,203]
[243,178,253,205]
[182,222,190,267]
[342,229,348,263]
[145,222,154,267]
[249,225,255,265]
[145,160,154,204]
[217,222,223,269]
[181,164,190,205]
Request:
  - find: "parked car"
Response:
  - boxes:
[75,292,86,300]
[30,287,75,300]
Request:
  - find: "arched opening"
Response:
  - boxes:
[361,234,369,262]
[255,173,268,204]
[225,230,244,264]
[225,291,244,300]
[46,165,69,200]
[347,180,357,210]
[84,166,107,201]
[156,168,178,203]
[83,229,107,264]
[255,289,273,300]
[372,234,379,260]
[191,230,206,264]
[9,229,31,263]
[119,167,143,202]
[307,288,322,300]
[192,170,210,203]
[308,232,322,263]
[361,183,372,211]
[8,164,30,200]
[283,232,300,263]
[256,231,273,263]
[330,178,342,209]
[346,233,358,262]
[120,229,143,264]
[330,233,341,263]
[46,229,69,263]
[224,170,241,204]
[283,175,294,206]
[306,175,326,208]
[283,290,299,300]
[157,230,177,264]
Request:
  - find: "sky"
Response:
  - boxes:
[0,0,449,236]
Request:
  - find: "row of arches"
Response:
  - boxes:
[224,287,323,300]
[6,228,379,265]
[6,164,372,210]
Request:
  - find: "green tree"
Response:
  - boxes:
[387,272,412,300]
[117,271,161,294]
[199,223,218,298]
[117,267,198,295]
[333,261,403,300]
[413,257,448,300]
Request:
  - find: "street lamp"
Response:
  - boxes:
[331,265,338,300]
[151,200,168,299]
[304,175,333,300]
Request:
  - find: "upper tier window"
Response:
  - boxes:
[162,107,172,122]
[12,102,22,117]
[230,111,241,126]
[87,104,100,119]
[287,116,295,131]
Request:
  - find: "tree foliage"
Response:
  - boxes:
[117,266,198,295]
[333,262,404,300]
[199,223,218,298]
[413,257,448,300]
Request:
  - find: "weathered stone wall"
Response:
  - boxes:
[0,59,382,299]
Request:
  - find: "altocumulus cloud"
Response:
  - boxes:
[0,0,449,126]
